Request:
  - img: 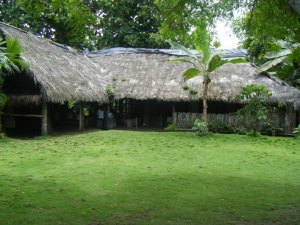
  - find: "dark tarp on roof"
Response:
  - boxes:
[88,47,248,59]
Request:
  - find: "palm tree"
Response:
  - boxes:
[0,37,28,109]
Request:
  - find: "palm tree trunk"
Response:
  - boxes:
[202,75,209,124]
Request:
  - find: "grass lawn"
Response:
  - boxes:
[0,130,299,225]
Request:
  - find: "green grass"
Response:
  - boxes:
[0,131,299,225]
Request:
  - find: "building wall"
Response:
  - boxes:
[174,109,295,135]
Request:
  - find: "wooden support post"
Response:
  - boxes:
[79,105,84,132]
[172,103,176,125]
[135,117,138,129]
[41,101,48,136]
[285,105,296,134]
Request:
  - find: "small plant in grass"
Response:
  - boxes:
[192,119,209,136]
[293,124,300,138]
[164,124,178,132]
[236,84,272,137]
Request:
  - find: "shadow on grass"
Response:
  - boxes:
[1,170,299,225]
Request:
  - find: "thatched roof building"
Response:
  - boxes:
[0,22,108,103]
[89,48,300,110]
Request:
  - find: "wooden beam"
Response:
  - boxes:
[0,112,45,118]
[41,101,48,136]
[79,105,84,132]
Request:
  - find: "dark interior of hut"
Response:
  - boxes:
[2,73,42,137]
[108,99,242,130]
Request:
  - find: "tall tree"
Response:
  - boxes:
[155,0,299,48]
[155,0,300,88]
[0,0,98,49]
[95,0,167,48]
[0,0,166,49]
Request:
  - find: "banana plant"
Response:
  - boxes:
[256,42,300,72]
[169,39,247,125]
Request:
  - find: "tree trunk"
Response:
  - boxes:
[202,76,209,124]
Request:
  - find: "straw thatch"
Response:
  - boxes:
[0,22,108,103]
[89,49,300,110]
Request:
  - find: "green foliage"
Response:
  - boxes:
[207,55,247,72]
[0,92,7,109]
[293,124,300,138]
[255,42,300,88]
[96,0,167,48]
[164,124,178,132]
[0,37,28,75]
[106,84,115,98]
[0,0,98,49]
[169,32,246,124]
[189,87,198,95]
[236,0,300,54]
[232,1,300,89]
[192,119,209,136]
[68,101,91,117]
[154,0,245,48]
[236,84,272,136]
[183,68,202,80]
[0,0,166,50]
[0,37,27,110]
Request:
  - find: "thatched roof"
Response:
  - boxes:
[0,22,108,103]
[89,48,300,109]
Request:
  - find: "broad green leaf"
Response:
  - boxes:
[227,57,247,64]
[267,71,277,76]
[168,40,199,61]
[256,56,287,72]
[265,48,291,59]
[169,57,196,67]
[207,55,225,72]
[183,68,202,80]
[208,56,247,72]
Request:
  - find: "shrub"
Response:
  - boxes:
[236,84,272,136]
[192,119,209,136]
[164,124,178,132]
[293,124,300,138]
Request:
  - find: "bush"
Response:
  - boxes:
[236,84,272,136]
[293,124,300,138]
[164,124,178,132]
[192,119,209,136]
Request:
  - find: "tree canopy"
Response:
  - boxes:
[0,0,166,50]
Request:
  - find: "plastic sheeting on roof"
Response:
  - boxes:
[88,47,248,59]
